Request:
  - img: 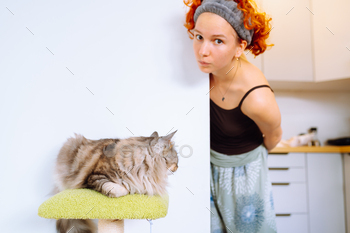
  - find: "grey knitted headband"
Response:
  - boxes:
[193,0,254,46]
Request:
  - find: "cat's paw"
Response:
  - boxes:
[102,182,129,198]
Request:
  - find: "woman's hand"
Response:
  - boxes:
[241,84,283,152]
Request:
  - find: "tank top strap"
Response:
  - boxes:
[238,85,274,108]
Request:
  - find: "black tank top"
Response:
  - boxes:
[210,85,274,155]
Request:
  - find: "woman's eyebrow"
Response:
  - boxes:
[193,29,227,38]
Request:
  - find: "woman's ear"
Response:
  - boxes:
[236,40,248,57]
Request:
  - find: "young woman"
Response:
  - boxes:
[184,0,283,232]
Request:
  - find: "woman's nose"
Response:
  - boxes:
[199,43,210,57]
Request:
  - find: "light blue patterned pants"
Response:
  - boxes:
[210,144,277,233]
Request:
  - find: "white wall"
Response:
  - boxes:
[274,90,350,145]
[0,1,210,232]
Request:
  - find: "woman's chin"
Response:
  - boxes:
[199,66,211,73]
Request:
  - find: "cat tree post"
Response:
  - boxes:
[38,189,169,233]
[98,219,124,233]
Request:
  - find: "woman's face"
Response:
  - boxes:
[193,12,240,73]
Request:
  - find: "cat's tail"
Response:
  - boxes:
[56,219,97,233]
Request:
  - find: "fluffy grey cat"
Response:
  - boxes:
[50,130,179,233]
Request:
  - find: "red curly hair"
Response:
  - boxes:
[183,0,274,58]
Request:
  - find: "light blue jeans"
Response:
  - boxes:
[210,144,277,233]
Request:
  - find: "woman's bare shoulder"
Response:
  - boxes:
[243,62,269,88]
[240,62,276,112]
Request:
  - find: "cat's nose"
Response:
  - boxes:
[173,165,178,172]
[170,164,178,172]
[167,164,178,174]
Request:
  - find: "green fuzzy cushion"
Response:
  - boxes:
[38,188,169,220]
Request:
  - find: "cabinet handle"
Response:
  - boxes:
[269,167,289,170]
[276,213,291,217]
[272,182,290,186]
[268,153,289,155]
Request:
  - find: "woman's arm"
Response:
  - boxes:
[241,85,283,152]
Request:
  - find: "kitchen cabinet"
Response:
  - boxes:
[267,151,345,233]
[311,0,350,82]
[306,153,345,233]
[268,152,309,233]
[343,153,350,233]
[261,0,313,82]
[258,0,350,84]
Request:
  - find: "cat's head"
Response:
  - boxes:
[149,130,179,175]
[102,130,179,175]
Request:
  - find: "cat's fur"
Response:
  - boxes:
[50,130,179,233]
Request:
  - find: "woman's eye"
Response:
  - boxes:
[195,34,222,45]
[215,39,223,44]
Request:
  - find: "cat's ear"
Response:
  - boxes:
[150,136,158,147]
[103,142,117,158]
[149,130,177,154]
[160,130,177,144]
[150,131,159,138]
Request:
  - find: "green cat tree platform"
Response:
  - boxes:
[38,188,169,233]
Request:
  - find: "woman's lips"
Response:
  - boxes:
[199,61,210,66]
